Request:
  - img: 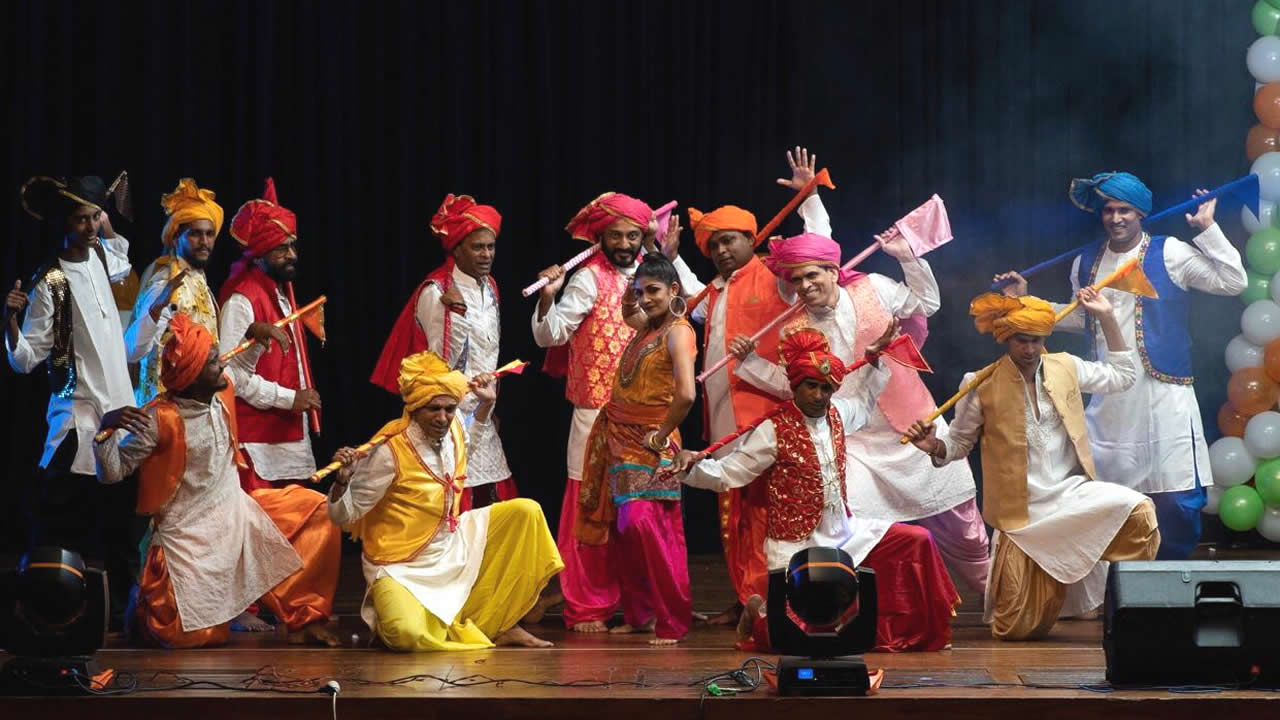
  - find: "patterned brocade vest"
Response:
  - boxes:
[844,278,937,432]
[137,260,220,405]
[760,403,849,542]
[566,253,636,409]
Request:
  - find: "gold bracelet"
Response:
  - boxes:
[646,433,667,452]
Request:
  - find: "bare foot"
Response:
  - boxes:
[494,624,553,648]
[707,601,743,626]
[523,592,564,625]
[736,595,764,643]
[571,620,608,633]
[649,637,680,646]
[287,622,343,647]
[609,618,656,634]
[231,611,275,632]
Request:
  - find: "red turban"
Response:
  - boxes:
[230,177,297,258]
[779,326,847,389]
[160,314,215,392]
[687,205,759,256]
[565,192,653,243]
[763,232,863,285]
[431,194,502,251]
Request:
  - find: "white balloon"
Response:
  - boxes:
[1253,152,1280,203]
[1209,436,1259,487]
[1204,486,1224,515]
[1244,200,1277,234]
[1226,334,1266,373]
[1242,299,1280,344]
[1259,506,1280,542]
[1246,411,1280,459]
[1249,36,1280,84]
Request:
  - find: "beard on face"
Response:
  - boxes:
[603,245,636,267]
[265,260,298,283]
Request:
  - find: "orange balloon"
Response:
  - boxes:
[1248,123,1280,163]
[1266,339,1280,384]
[1219,402,1249,437]
[1228,366,1280,416]
[1258,84,1280,129]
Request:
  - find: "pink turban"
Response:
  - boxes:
[763,232,863,285]
[565,192,653,243]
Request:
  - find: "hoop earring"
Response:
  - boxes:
[669,295,687,318]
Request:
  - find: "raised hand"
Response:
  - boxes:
[659,213,682,261]
[148,269,189,321]
[1077,286,1114,317]
[1185,188,1217,232]
[876,225,915,262]
[469,372,498,403]
[6,280,27,316]
[776,146,817,191]
[330,446,366,495]
[538,264,566,299]
[992,271,1028,298]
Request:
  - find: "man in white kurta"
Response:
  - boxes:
[733,220,989,594]
[906,289,1160,639]
[1000,175,1245,559]
[328,351,563,651]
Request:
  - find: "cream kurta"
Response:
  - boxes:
[1056,224,1246,494]
[328,418,496,631]
[942,350,1146,618]
[93,374,301,631]
[682,364,894,567]
[415,264,511,487]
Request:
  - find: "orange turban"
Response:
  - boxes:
[160,314,215,392]
[687,205,758,256]
[160,178,224,249]
[565,192,653,243]
[970,293,1057,343]
[779,326,847,389]
[230,177,297,258]
[431,194,502,251]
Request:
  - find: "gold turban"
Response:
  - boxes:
[161,178,224,249]
[399,351,468,411]
[970,293,1056,343]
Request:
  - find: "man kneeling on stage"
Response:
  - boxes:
[904,288,1160,640]
[328,351,564,651]
[94,314,341,648]
[672,327,959,652]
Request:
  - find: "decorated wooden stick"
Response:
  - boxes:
[522,201,679,297]
[308,358,529,483]
[93,296,328,444]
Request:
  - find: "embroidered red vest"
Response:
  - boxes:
[844,278,937,433]
[218,264,304,443]
[565,253,635,409]
[761,403,849,542]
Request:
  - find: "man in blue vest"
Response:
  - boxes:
[997,172,1246,562]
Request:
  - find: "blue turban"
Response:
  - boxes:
[1068,172,1152,216]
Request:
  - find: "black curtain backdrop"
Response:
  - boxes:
[0,0,1257,556]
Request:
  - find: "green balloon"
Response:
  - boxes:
[1243,269,1273,305]
[1255,0,1280,35]
[1247,227,1280,275]
[1220,485,1265,531]
[1258,458,1280,505]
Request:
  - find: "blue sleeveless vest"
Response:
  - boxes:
[1077,235,1193,385]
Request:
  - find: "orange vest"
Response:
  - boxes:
[703,256,792,428]
[565,253,635,409]
[136,384,245,516]
[844,278,937,433]
[346,421,468,565]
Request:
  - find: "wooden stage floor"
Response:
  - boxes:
[4,554,1278,718]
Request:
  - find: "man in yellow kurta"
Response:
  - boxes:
[905,288,1160,640]
[327,351,564,650]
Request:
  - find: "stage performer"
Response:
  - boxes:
[672,326,959,652]
[997,176,1244,560]
[93,314,341,648]
[217,178,322,490]
[573,254,696,645]
[531,191,653,632]
[328,351,563,651]
[370,193,516,511]
[7,175,153,631]
[734,228,990,594]
[904,289,1160,640]
[667,148,833,624]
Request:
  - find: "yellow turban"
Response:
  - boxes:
[398,351,468,412]
[160,178,224,249]
[970,293,1056,343]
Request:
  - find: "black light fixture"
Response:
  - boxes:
[770,547,878,697]
[0,547,109,695]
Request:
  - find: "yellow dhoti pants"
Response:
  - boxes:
[989,499,1160,641]
[372,498,565,652]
